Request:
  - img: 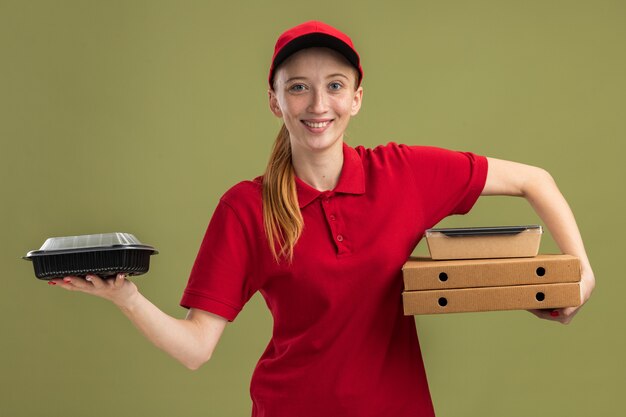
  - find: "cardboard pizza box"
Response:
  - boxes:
[403,254,580,291]
[402,282,581,315]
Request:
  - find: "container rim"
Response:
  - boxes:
[426,225,542,237]
[23,245,158,259]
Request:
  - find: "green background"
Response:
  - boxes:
[2,1,624,416]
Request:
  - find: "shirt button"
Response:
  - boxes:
[329,214,336,221]
[323,198,330,204]
[336,234,344,242]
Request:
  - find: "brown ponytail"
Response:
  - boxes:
[262,124,303,263]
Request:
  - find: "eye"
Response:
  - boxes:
[328,82,343,91]
[288,83,307,93]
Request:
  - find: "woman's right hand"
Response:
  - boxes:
[49,273,139,308]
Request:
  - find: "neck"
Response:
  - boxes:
[291,140,344,191]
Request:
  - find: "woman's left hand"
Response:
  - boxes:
[528,266,595,324]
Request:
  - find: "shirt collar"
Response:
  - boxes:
[295,142,366,208]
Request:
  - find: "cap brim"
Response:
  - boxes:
[272,33,361,79]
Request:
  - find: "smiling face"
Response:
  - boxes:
[269,47,363,156]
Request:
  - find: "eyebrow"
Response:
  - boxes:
[284,76,307,84]
[284,73,351,84]
[327,73,350,81]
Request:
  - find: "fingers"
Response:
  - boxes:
[51,273,127,293]
[528,308,560,321]
[527,309,546,319]
[528,306,580,324]
[59,275,93,292]
[559,306,580,324]
[47,273,134,306]
[86,274,107,290]
[113,273,127,288]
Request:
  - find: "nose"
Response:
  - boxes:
[307,88,328,114]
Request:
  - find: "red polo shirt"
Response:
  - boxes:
[181,142,488,417]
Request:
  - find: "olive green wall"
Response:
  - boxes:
[2,1,624,416]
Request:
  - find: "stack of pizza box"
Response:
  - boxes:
[402,226,582,315]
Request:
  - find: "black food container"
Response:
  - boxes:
[23,233,158,280]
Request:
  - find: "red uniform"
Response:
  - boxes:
[181,142,488,416]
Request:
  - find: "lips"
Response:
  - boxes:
[301,119,333,130]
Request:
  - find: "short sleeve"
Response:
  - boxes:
[402,145,488,227]
[180,199,257,322]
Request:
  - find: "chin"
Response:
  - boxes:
[301,135,343,152]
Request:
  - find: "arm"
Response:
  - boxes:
[482,157,595,324]
[50,274,227,370]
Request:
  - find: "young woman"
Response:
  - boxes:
[50,21,595,417]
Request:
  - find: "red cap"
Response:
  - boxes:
[269,21,363,88]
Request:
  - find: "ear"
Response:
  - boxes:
[350,86,363,116]
[268,89,283,118]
